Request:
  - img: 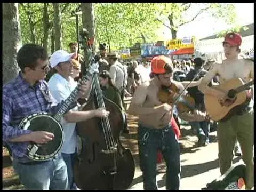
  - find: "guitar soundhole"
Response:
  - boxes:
[219,97,237,107]
[227,89,237,99]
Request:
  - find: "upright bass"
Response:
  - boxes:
[73,28,135,190]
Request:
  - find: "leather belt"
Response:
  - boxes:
[18,161,46,165]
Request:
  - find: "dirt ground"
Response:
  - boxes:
[2,114,242,190]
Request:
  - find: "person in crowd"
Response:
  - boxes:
[186,60,193,71]
[180,60,190,74]
[127,55,181,190]
[107,52,128,100]
[3,44,89,190]
[97,43,109,73]
[71,59,81,81]
[68,42,84,64]
[184,57,210,146]
[48,50,110,189]
[126,61,141,95]
[135,60,151,85]
[198,32,254,189]
[99,70,130,133]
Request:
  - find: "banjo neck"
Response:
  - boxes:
[53,73,92,122]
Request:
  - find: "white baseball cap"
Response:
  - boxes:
[50,50,76,68]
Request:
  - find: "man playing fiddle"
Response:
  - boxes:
[128,55,183,189]
[128,55,209,189]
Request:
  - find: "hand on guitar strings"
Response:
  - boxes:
[216,90,236,107]
[218,94,236,107]
[77,78,92,99]
[30,131,54,144]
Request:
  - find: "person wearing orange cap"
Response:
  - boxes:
[128,55,185,189]
[198,32,254,189]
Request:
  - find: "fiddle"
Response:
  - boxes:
[157,83,196,113]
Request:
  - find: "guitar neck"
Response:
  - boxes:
[234,80,254,94]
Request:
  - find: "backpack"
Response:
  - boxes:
[202,164,246,190]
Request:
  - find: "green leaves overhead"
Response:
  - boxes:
[17,3,237,53]
[94,3,161,50]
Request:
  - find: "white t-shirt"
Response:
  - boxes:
[135,64,151,83]
[109,61,127,92]
[48,73,78,154]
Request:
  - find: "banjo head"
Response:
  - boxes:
[21,114,63,161]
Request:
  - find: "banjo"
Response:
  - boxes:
[19,62,99,161]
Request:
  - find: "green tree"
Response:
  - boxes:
[18,3,80,53]
[156,3,236,39]
[53,3,62,50]
[16,3,238,54]
[94,3,161,51]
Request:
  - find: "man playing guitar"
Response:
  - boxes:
[198,32,254,190]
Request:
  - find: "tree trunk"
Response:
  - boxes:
[53,3,62,50]
[51,28,55,53]
[25,4,36,44]
[81,3,95,68]
[42,3,50,52]
[168,13,177,39]
[2,3,21,84]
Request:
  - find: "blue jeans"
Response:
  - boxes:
[138,124,180,190]
[13,155,68,190]
[62,153,77,190]
[190,121,210,142]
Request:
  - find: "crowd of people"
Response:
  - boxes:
[2,32,254,190]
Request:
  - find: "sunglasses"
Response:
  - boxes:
[38,64,50,74]
[41,64,49,71]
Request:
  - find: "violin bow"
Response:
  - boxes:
[172,59,210,105]
[166,59,211,119]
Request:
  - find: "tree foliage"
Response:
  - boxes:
[17,3,238,53]
[94,3,162,51]
[155,3,237,39]
[18,3,80,53]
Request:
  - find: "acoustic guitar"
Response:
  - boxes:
[204,78,253,121]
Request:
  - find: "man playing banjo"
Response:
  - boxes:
[2,44,108,190]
